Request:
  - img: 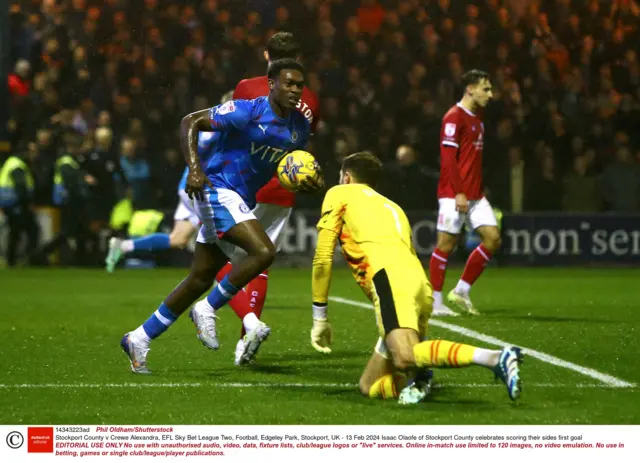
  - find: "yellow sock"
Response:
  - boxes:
[368,374,408,399]
[413,340,477,368]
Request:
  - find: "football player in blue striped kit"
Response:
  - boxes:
[121,59,318,373]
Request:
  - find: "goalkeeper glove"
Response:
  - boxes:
[311,303,332,354]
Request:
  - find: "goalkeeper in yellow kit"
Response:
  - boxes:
[310,152,523,404]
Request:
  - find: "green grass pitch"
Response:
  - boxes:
[1,267,638,424]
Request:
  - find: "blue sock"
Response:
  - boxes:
[132,233,171,252]
[206,275,239,311]
[141,303,178,339]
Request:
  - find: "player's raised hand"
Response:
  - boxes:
[455,193,469,213]
[311,318,333,354]
[186,168,213,201]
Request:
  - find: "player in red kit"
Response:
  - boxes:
[192,32,320,365]
[429,70,500,316]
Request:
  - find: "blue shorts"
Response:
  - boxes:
[193,188,256,257]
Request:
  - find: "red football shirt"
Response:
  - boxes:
[234,76,320,208]
[437,103,485,200]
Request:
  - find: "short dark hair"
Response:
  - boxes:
[266,32,301,61]
[462,69,491,88]
[267,58,305,80]
[342,151,383,188]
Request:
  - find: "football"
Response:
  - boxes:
[277,150,321,192]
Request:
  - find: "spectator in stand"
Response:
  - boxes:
[30,128,57,206]
[562,155,602,212]
[8,59,31,99]
[527,148,562,211]
[357,0,385,35]
[602,147,640,212]
[383,145,436,211]
[119,136,152,209]
[489,145,528,213]
[81,127,126,231]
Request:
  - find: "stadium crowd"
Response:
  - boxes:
[3,0,640,265]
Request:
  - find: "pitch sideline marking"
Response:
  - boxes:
[329,296,636,388]
[0,382,633,390]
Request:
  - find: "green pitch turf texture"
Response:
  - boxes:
[1,267,638,425]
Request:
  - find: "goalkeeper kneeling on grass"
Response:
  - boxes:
[309,151,524,404]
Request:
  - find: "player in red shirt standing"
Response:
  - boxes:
[429,70,500,316]
[199,32,320,365]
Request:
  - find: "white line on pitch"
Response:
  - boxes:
[0,382,633,390]
[329,296,636,388]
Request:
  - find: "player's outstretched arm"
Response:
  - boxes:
[310,228,338,354]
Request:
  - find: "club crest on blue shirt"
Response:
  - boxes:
[291,131,299,142]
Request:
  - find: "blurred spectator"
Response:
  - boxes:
[526,149,562,211]
[119,137,152,209]
[602,147,640,212]
[562,155,602,212]
[383,145,436,211]
[8,59,31,99]
[82,127,126,227]
[8,59,32,141]
[96,111,112,129]
[29,128,56,205]
[357,0,385,35]
[491,146,528,213]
